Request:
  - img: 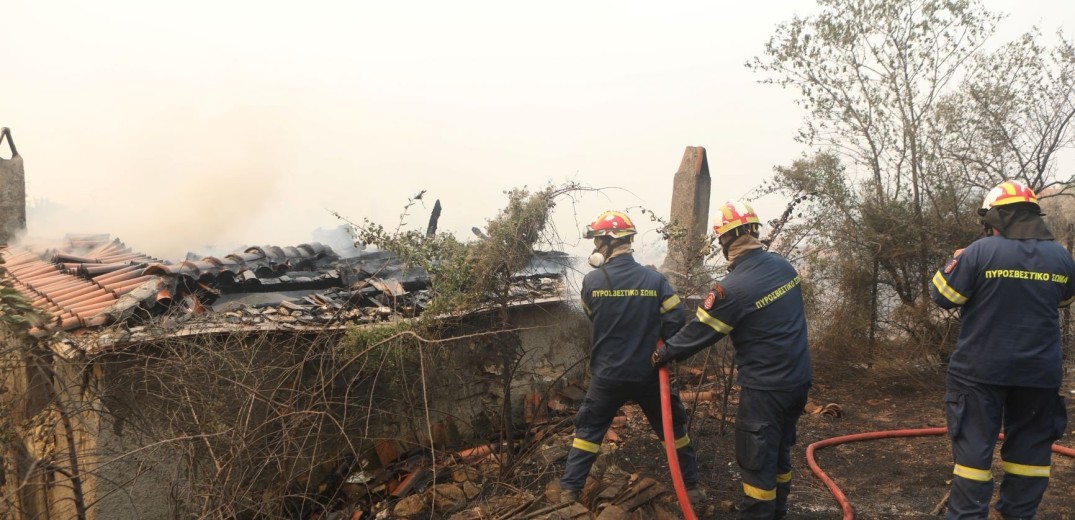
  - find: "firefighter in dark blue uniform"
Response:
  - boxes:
[654,201,812,520]
[930,180,1073,520]
[559,210,703,506]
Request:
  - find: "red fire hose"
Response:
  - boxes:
[806,427,1075,520]
[658,338,698,520]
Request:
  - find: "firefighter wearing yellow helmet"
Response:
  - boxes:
[931,180,1074,519]
[561,209,704,507]
[713,201,762,259]
[655,201,812,519]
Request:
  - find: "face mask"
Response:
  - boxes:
[588,251,606,268]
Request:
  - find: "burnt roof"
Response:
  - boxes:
[1,234,570,346]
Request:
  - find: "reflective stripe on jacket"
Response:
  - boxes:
[930,235,1075,388]
[663,249,812,390]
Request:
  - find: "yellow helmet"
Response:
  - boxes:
[980,180,1039,215]
[713,201,761,237]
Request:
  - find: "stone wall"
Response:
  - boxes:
[1,300,591,519]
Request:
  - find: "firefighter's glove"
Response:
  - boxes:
[651,348,670,369]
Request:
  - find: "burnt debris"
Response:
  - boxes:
[1,234,569,345]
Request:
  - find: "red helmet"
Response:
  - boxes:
[585,210,638,239]
[713,201,761,237]
[981,180,1039,213]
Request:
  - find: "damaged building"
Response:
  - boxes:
[0,231,592,519]
[1,132,717,519]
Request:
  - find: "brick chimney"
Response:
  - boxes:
[0,127,26,244]
[661,146,711,293]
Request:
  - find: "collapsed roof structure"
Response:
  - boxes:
[1,233,571,351]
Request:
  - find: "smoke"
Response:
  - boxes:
[22,106,304,260]
[558,233,675,317]
[632,233,671,270]
[311,225,365,259]
[560,255,590,316]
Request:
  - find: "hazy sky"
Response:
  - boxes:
[3,1,1073,261]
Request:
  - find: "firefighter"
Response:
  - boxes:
[559,210,704,506]
[653,201,812,520]
[930,180,1073,520]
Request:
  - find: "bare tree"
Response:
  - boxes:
[936,29,1075,193]
[753,0,1075,358]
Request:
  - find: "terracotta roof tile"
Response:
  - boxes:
[77,263,141,277]
[6,236,553,339]
[2,242,162,333]
[92,265,144,283]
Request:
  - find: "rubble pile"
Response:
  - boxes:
[277,361,746,520]
[293,390,703,520]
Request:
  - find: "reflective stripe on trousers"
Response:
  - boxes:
[945,373,1063,520]
[735,383,809,520]
[560,377,699,491]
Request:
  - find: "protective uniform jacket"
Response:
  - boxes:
[660,248,811,390]
[581,254,685,381]
[930,235,1075,388]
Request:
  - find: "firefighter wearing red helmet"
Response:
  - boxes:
[560,209,704,506]
[931,180,1074,520]
[583,210,638,266]
[654,201,812,520]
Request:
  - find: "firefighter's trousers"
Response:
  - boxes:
[560,376,699,492]
[945,373,1068,520]
[735,383,809,520]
